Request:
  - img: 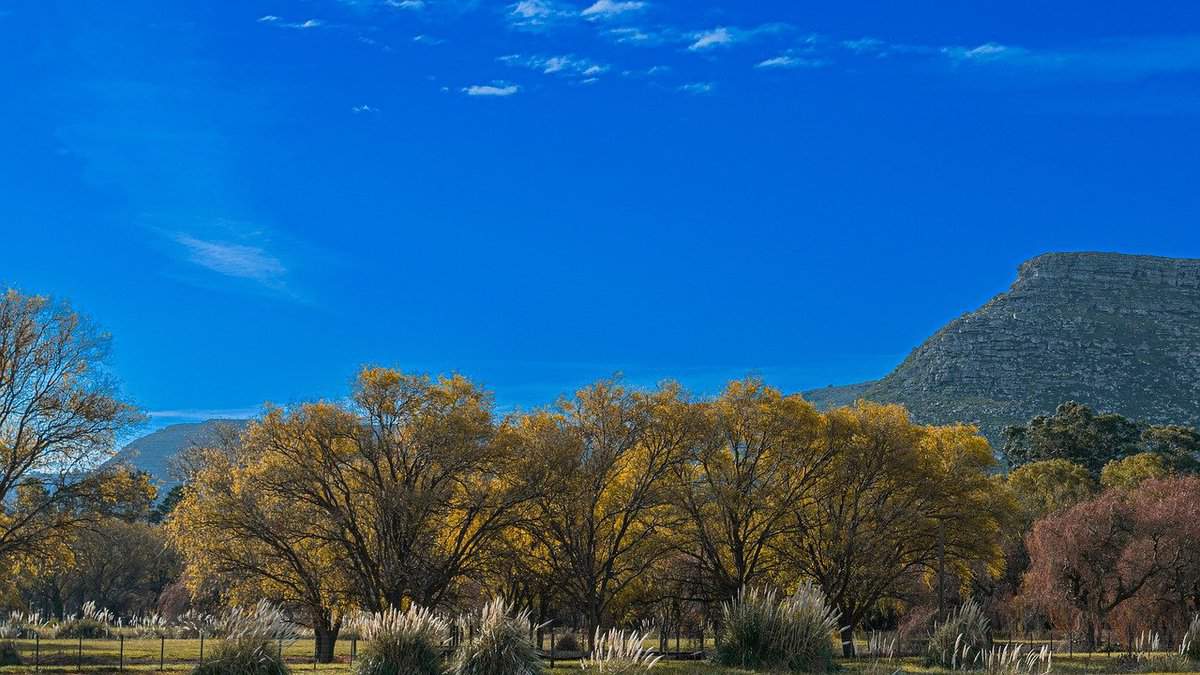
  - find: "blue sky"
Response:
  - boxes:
[3,0,1200,434]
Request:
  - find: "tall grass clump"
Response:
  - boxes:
[578,628,661,673]
[57,601,114,639]
[926,601,991,669]
[193,600,295,675]
[1182,614,1200,661]
[351,606,449,675]
[716,584,840,673]
[448,599,543,675]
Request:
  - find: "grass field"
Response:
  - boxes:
[0,638,1189,673]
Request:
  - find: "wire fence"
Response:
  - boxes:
[0,629,715,672]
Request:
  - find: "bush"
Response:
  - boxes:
[716,584,839,673]
[553,631,580,653]
[926,601,991,669]
[448,599,543,675]
[0,640,21,666]
[578,628,661,673]
[352,606,448,675]
[191,601,294,675]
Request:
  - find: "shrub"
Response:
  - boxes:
[0,640,20,666]
[352,606,448,675]
[578,628,661,674]
[926,601,991,669]
[716,584,839,673]
[192,601,294,675]
[553,631,580,653]
[448,599,543,675]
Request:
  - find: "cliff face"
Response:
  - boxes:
[862,252,1200,440]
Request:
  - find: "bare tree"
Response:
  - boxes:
[0,290,140,567]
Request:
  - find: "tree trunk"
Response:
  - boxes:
[312,615,340,664]
[1086,618,1100,652]
[841,624,856,658]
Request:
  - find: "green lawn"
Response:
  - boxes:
[0,639,1191,673]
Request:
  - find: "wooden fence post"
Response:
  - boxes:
[160,635,165,671]
[77,634,82,672]
[549,626,555,668]
[199,631,205,666]
[119,634,125,672]
[34,633,39,672]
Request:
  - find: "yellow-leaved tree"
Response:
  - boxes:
[669,378,833,602]
[170,368,534,661]
[167,415,352,662]
[781,402,1011,656]
[508,378,692,648]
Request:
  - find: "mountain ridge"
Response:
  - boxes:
[807,251,1200,441]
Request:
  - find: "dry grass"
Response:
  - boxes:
[1,639,1195,674]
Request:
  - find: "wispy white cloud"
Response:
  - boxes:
[387,0,426,8]
[500,54,609,79]
[581,0,645,19]
[603,25,667,45]
[413,33,445,45]
[263,18,324,30]
[937,36,1200,80]
[689,26,733,51]
[352,104,380,113]
[678,81,714,95]
[173,234,287,284]
[463,82,520,96]
[757,54,830,69]
[689,23,791,51]
[507,0,573,30]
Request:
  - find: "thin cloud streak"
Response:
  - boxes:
[463,83,520,96]
[174,234,287,284]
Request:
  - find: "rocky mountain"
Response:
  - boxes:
[807,252,1200,442]
[104,419,248,486]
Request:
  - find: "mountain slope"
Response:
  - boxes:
[809,252,1200,441]
[105,419,248,485]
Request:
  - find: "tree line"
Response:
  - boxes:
[3,289,1200,663]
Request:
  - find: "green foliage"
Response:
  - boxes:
[1007,459,1095,522]
[578,628,662,673]
[352,606,448,675]
[1003,401,1143,475]
[1100,452,1170,489]
[717,585,839,672]
[1004,402,1200,477]
[926,601,991,669]
[150,484,188,524]
[448,599,543,675]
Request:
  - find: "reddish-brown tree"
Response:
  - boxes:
[1023,476,1200,648]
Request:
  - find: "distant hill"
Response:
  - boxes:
[802,382,876,410]
[806,252,1200,442]
[104,419,249,486]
